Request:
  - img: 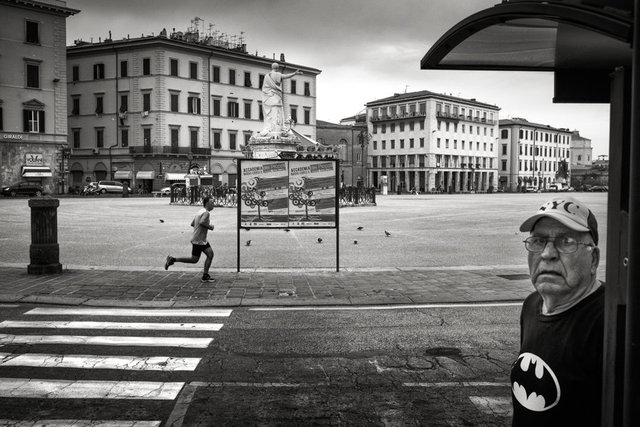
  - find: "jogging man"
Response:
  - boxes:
[165,197,215,282]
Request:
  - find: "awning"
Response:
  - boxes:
[114,171,133,180]
[164,172,187,181]
[136,171,155,180]
[22,166,52,178]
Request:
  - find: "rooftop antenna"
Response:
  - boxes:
[404,85,409,93]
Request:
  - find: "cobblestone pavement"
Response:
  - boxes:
[0,263,539,307]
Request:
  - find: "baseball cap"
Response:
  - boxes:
[520,196,599,245]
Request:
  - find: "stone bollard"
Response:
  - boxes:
[28,198,62,274]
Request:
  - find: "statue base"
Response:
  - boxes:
[245,131,299,159]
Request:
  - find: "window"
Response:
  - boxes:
[23,109,44,133]
[304,82,310,96]
[72,65,79,82]
[228,69,236,85]
[119,94,128,113]
[190,128,198,150]
[244,71,252,87]
[213,130,221,149]
[121,128,129,148]
[71,97,80,115]
[96,128,104,148]
[143,58,151,75]
[382,140,386,150]
[26,20,40,44]
[410,138,415,148]
[373,141,377,150]
[95,95,103,114]
[258,102,264,121]
[578,155,582,161]
[291,80,297,94]
[420,121,425,130]
[170,93,179,112]
[259,74,265,88]
[229,132,237,150]
[391,124,395,132]
[391,140,395,149]
[0,107,2,131]
[120,60,128,77]
[93,63,105,80]
[228,100,239,118]
[170,128,179,152]
[400,123,404,132]
[244,132,252,146]
[212,66,220,83]
[170,59,178,76]
[419,102,426,115]
[73,129,80,148]
[189,62,198,79]
[188,95,201,114]
[420,138,424,148]
[304,108,310,125]
[142,92,151,112]
[26,63,40,88]
[502,144,507,155]
[212,98,221,116]
[143,128,151,147]
[244,101,252,119]
[290,106,298,123]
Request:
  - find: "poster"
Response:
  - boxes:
[239,160,289,227]
[239,159,338,228]
[288,161,336,227]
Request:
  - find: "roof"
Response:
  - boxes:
[366,90,499,110]
[499,118,573,133]
[3,0,79,16]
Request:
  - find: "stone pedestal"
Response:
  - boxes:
[245,131,299,159]
[28,198,62,274]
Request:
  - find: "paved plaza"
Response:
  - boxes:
[0,192,608,307]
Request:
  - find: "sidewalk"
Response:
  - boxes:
[0,263,535,308]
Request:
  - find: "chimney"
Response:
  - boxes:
[280,53,285,62]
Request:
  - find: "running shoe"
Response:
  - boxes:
[164,255,174,270]
[201,274,216,283]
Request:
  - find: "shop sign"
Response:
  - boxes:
[25,153,44,166]
[1,133,24,140]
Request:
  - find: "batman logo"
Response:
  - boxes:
[511,352,561,411]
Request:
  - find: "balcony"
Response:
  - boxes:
[371,111,427,123]
[129,146,211,156]
[435,111,460,123]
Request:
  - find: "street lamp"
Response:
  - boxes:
[357,129,370,187]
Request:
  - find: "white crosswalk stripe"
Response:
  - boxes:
[0,305,232,425]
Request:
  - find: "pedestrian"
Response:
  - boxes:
[164,197,216,282]
[512,195,603,426]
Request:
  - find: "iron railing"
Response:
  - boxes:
[339,186,377,207]
[170,185,237,207]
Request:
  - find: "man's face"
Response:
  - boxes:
[205,200,215,211]
[528,217,599,303]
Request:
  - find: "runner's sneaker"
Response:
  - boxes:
[201,274,216,283]
[164,256,174,270]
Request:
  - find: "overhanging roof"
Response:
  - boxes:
[420,1,633,103]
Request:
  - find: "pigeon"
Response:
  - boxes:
[354,240,358,245]
[317,237,323,243]
[246,240,251,246]
[357,226,363,230]
[384,230,391,237]
[285,228,290,232]
[159,219,164,223]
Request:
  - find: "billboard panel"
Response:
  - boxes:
[239,161,290,227]
[288,161,337,227]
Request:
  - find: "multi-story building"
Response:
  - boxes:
[366,91,500,193]
[570,130,593,167]
[316,114,368,187]
[66,27,320,192]
[498,118,573,192]
[0,0,78,194]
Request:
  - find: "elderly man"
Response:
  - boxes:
[511,196,603,426]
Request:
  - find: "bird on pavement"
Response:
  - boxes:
[357,226,363,230]
[317,237,323,243]
[384,230,391,237]
[285,228,290,232]
[159,219,164,223]
[246,240,252,246]
[354,240,358,245]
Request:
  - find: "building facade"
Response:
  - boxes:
[498,118,573,192]
[66,28,320,192]
[366,91,500,193]
[0,0,78,194]
[570,130,593,167]
[316,115,368,188]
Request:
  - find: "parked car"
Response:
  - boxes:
[96,181,131,194]
[1,182,44,197]
[525,186,540,193]
[589,185,609,192]
[160,183,186,196]
[548,184,568,192]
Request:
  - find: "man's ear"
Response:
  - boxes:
[591,246,600,276]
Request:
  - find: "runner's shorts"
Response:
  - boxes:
[192,242,211,257]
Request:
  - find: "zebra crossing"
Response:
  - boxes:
[0,306,232,426]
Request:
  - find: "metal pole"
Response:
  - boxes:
[237,159,242,273]
[624,0,640,423]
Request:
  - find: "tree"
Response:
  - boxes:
[556,159,569,180]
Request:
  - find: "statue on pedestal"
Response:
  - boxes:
[259,63,303,137]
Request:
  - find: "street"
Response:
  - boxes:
[0,302,520,426]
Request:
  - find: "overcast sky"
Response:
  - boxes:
[65,0,610,157]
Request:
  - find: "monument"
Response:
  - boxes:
[244,63,305,159]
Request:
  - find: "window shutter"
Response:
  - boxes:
[23,110,29,132]
[39,110,45,133]
[197,98,201,114]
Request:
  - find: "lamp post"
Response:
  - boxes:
[358,129,370,187]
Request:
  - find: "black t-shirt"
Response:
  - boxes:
[511,286,604,427]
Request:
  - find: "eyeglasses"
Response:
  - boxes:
[523,236,595,254]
